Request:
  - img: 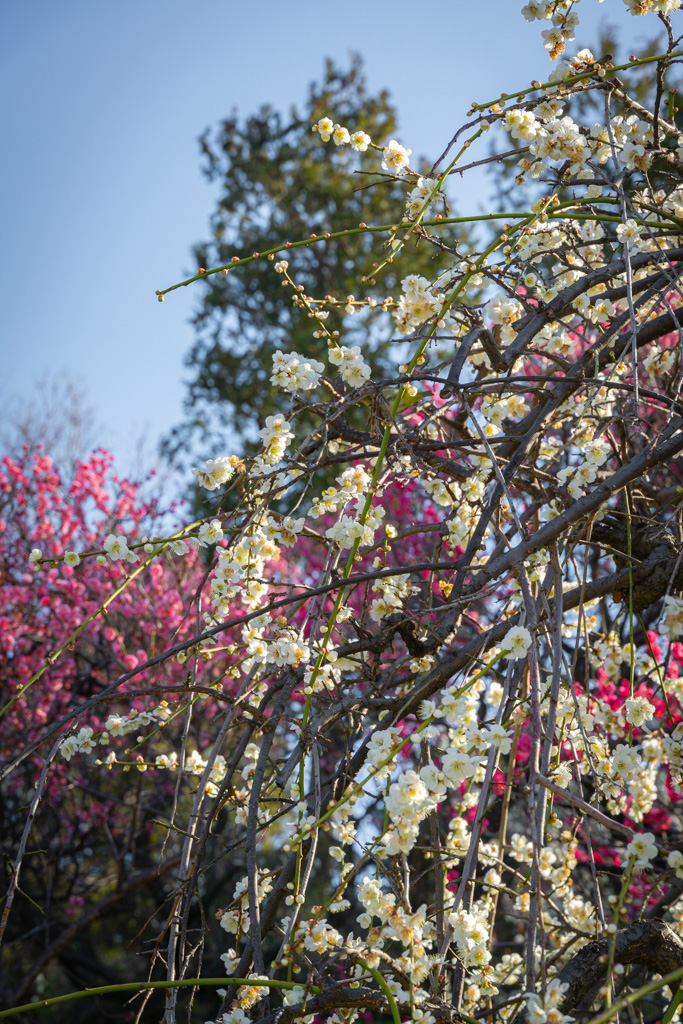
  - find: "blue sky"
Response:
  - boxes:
[1,1,656,475]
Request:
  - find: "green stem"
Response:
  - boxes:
[356,958,401,1024]
[663,982,683,1024]
[158,198,679,297]
[0,977,319,1020]
[471,50,683,112]
[604,859,633,1009]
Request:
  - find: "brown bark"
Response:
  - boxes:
[512,921,683,1023]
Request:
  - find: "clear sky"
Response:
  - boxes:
[1,1,657,475]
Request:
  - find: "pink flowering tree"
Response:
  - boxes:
[6,4,683,1024]
[0,448,221,1014]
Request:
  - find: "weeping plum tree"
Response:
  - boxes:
[5,2,683,1023]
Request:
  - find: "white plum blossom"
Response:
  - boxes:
[485,293,523,344]
[394,274,443,332]
[616,219,645,251]
[611,743,641,782]
[103,533,136,562]
[381,139,412,175]
[525,979,572,1024]
[332,124,350,146]
[521,1,553,20]
[660,596,683,640]
[441,749,477,789]
[405,176,442,218]
[503,108,542,141]
[624,695,656,727]
[313,116,334,141]
[271,350,324,393]
[383,769,438,853]
[625,831,658,866]
[258,414,295,464]
[197,519,224,546]
[669,850,683,878]
[623,0,680,12]
[484,724,512,754]
[193,455,241,491]
[328,344,371,388]
[350,129,371,152]
[502,625,533,659]
[59,726,96,761]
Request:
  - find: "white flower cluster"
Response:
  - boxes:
[610,742,642,783]
[60,704,172,761]
[369,572,417,622]
[525,979,572,1024]
[623,0,680,13]
[449,903,493,968]
[193,455,242,491]
[328,344,371,388]
[394,274,444,333]
[271,350,324,393]
[365,726,402,779]
[501,625,533,660]
[484,292,524,344]
[59,726,96,760]
[293,917,343,954]
[441,748,479,789]
[643,342,676,377]
[623,695,655,727]
[405,176,442,219]
[281,985,314,1024]
[356,877,437,986]
[198,518,224,547]
[326,502,384,550]
[503,108,543,142]
[595,113,656,171]
[313,116,371,152]
[303,658,341,695]
[556,434,611,499]
[263,512,305,548]
[209,550,244,619]
[217,870,274,935]
[659,595,683,640]
[669,850,683,878]
[503,100,660,181]
[105,706,168,737]
[182,749,228,797]
[520,1,579,57]
[521,0,680,60]
[247,624,311,669]
[258,413,295,466]
[381,139,412,175]
[383,768,439,854]
[618,218,647,251]
[234,975,270,1011]
[309,464,371,518]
